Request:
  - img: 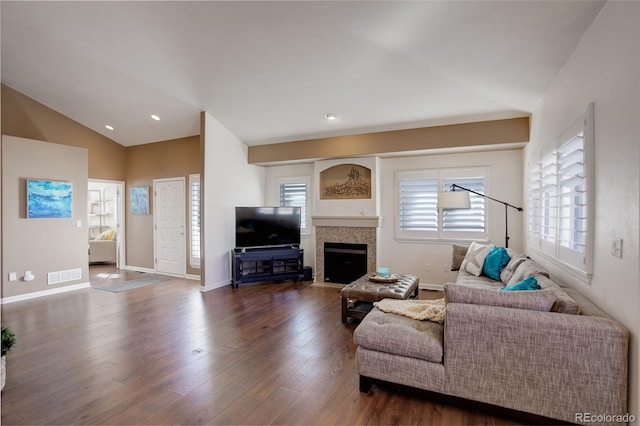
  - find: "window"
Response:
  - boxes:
[396,168,488,242]
[528,103,593,278]
[442,177,486,233]
[189,174,200,268]
[279,177,309,234]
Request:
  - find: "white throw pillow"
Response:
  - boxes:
[460,242,494,276]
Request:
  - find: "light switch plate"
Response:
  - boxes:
[612,238,623,258]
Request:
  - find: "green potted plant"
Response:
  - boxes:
[1,327,16,390]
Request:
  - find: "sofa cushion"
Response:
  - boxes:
[536,274,581,315]
[460,242,493,276]
[353,308,444,363]
[444,283,556,312]
[481,246,510,280]
[455,270,502,288]
[500,275,540,291]
[506,259,550,285]
[499,253,527,283]
[450,244,469,271]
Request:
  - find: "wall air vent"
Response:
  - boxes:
[48,268,82,285]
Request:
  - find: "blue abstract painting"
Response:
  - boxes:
[27,179,73,219]
[130,186,149,215]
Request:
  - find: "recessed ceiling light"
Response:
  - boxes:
[151,114,160,121]
[324,113,338,121]
[105,125,114,130]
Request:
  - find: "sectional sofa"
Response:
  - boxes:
[353,246,629,424]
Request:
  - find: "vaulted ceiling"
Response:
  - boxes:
[1,1,605,147]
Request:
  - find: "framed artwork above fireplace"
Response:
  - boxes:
[320,164,371,200]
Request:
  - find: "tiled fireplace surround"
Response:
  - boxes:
[312,216,379,283]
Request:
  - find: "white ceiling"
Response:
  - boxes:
[1,1,605,147]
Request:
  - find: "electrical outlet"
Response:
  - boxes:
[424,263,431,271]
[8,272,17,281]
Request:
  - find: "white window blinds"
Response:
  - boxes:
[398,178,439,232]
[279,181,308,232]
[527,103,593,278]
[528,159,542,238]
[557,132,586,252]
[189,174,200,268]
[396,168,488,241]
[442,177,485,233]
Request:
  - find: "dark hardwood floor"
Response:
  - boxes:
[1,265,521,425]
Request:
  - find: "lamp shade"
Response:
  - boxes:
[437,191,471,209]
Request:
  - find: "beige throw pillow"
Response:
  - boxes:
[460,242,493,277]
[450,244,469,271]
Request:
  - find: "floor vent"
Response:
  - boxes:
[48,268,82,285]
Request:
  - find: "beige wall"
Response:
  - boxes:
[125,136,201,274]
[2,136,89,298]
[1,84,126,181]
[249,117,529,164]
[2,85,202,277]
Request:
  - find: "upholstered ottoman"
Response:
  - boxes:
[341,274,419,322]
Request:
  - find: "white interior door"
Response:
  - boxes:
[154,178,186,276]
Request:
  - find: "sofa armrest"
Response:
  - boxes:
[444,303,628,424]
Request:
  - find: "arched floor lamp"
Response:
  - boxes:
[437,184,523,248]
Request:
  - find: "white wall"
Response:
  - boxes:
[264,163,316,272]
[526,1,639,415]
[379,150,523,285]
[202,112,265,290]
[264,149,523,286]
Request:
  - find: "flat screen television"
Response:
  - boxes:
[235,206,301,249]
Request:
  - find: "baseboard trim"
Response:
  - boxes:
[121,266,200,282]
[1,282,91,304]
[200,280,231,292]
[121,265,155,274]
[419,283,444,291]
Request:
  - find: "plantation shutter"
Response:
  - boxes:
[398,178,439,232]
[442,177,485,233]
[557,132,586,252]
[540,150,558,243]
[189,174,201,267]
[396,168,488,241]
[527,103,592,278]
[280,182,307,230]
[528,161,542,240]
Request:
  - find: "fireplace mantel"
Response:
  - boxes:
[311,216,380,228]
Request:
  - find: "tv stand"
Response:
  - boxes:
[231,246,303,288]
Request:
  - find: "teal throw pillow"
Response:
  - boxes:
[500,275,541,291]
[482,246,511,281]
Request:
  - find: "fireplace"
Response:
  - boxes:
[324,242,367,284]
[312,217,378,283]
